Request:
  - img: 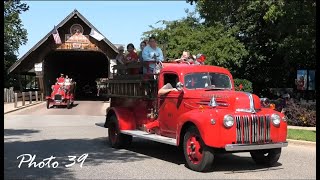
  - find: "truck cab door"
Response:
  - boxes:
[158,72,183,138]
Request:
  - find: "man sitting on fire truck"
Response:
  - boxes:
[57,73,65,85]
[158,83,178,95]
[63,75,72,92]
[64,75,72,85]
[174,51,195,64]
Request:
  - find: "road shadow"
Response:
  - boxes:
[4,128,284,178]
[125,138,283,173]
[4,129,151,179]
[211,153,283,173]
[72,103,79,107]
[126,139,185,165]
[4,129,40,136]
[4,129,40,141]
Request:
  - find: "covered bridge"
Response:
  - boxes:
[8,9,119,98]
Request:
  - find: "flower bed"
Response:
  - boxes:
[284,100,316,127]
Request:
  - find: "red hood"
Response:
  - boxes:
[184,90,261,111]
[51,85,65,97]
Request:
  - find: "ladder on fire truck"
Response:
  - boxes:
[106,59,192,99]
[97,60,188,146]
[106,62,158,99]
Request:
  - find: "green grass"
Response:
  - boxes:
[287,129,316,142]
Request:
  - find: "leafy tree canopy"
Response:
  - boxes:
[142,11,248,74]
[186,0,316,92]
[4,1,29,88]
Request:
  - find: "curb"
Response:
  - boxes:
[287,139,316,147]
[287,126,316,131]
[4,101,45,115]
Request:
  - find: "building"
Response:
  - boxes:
[8,9,119,97]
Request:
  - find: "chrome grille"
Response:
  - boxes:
[236,115,271,144]
[54,94,62,100]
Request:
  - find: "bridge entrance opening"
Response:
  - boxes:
[44,51,108,100]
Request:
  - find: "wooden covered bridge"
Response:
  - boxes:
[8,9,119,98]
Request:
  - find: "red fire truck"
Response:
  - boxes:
[46,82,76,109]
[97,61,288,172]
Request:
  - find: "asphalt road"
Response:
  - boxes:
[4,101,316,179]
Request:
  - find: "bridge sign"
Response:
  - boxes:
[34,63,43,72]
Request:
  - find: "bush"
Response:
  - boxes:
[284,100,316,127]
[234,79,253,93]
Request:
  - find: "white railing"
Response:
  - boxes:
[4,87,44,108]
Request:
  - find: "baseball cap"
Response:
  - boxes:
[118,46,124,51]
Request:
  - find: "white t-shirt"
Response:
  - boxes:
[162,83,173,90]
[64,78,71,85]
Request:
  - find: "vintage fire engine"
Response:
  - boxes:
[97,60,288,172]
[46,82,76,109]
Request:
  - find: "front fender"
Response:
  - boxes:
[105,107,136,130]
[176,109,219,147]
[176,108,237,148]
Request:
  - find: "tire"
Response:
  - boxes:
[183,126,214,172]
[46,100,50,109]
[107,115,132,148]
[250,148,281,166]
[67,100,71,109]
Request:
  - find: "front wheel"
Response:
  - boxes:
[183,126,214,172]
[107,115,132,148]
[250,148,281,166]
[67,100,71,109]
[46,100,50,109]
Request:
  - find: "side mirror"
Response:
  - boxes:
[260,98,270,108]
[176,82,184,91]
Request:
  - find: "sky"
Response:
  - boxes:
[18,1,196,58]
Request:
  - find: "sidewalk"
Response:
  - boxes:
[4,101,45,114]
[287,139,316,147]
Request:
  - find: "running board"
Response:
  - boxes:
[121,130,177,146]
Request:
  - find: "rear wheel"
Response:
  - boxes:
[250,148,281,166]
[107,115,132,148]
[183,126,214,172]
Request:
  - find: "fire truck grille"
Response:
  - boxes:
[54,94,62,100]
[235,115,271,144]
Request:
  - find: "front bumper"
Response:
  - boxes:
[225,142,288,151]
[49,100,67,105]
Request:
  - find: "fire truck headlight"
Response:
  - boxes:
[223,115,234,128]
[271,114,281,126]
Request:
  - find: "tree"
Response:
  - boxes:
[4,1,29,88]
[187,0,316,93]
[142,11,248,75]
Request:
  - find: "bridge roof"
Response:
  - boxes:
[8,9,119,74]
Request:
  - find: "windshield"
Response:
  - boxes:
[184,72,232,90]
